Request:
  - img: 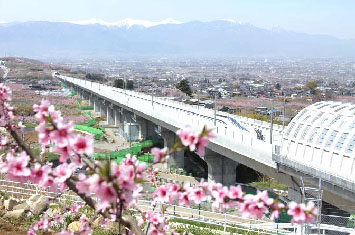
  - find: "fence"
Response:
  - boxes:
[1,179,354,235]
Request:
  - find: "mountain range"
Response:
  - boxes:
[0,19,354,59]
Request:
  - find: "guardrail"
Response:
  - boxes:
[1,179,354,235]
[0,179,291,235]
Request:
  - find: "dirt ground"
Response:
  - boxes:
[0,220,27,235]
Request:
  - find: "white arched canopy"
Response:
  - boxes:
[280,101,355,183]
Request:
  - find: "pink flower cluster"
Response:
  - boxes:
[151,126,216,162]
[288,201,317,224]
[34,99,93,161]
[176,126,215,156]
[0,96,94,191]
[141,211,170,235]
[0,151,31,182]
[151,147,168,163]
[0,83,319,234]
[153,180,317,223]
[28,203,90,235]
[77,155,145,210]
[0,83,12,104]
[0,83,14,127]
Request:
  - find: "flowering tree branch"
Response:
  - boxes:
[0,83,317,235]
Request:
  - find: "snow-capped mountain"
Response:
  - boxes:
[0,19,354,59]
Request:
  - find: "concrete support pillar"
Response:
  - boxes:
[123,110,134,124]
[89,95,94,107]
[100,100,106,117]
[107,104,115,126]
[204,149,238,186]
[137,117,156,139]
[94,97,100,113]
[114,109,119,127]
[287,177,303,203]
[161,128,184,168]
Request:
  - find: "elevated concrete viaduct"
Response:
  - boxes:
[59,75,355,213]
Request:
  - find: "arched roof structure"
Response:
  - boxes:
[280,101,355,183]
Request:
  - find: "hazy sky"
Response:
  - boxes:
[0,0,354,39]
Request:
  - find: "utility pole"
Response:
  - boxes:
[197,90,200,109]
[270,99,274,144]
[283,95,286,130]
[21,112,25,142]
[214,92,217,126]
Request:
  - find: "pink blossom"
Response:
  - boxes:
[189,187,206,204]
[154,185,170,203]
[53,145,73,163]
[288,202,307,224]
[270,202,285,220]
[71,203,83,213]
[77,174,100,197]
[228,185,243,200]
[6,151,31,180]
[176,127,199,151]
[33,99,54,123]
[288,201,317,224]
[36,125,52,147]
[53,214,63,224]
[179,192,190,206]
[31,217,49,232]
[151,147,168,163]
[135,162,146,180]
[50,121,74,147]
[73,135,94,155]
[196,136,210,155]
[0,83,12,103]
[53,163,74,184]
[197,128,216,155]
[304,201,317,223]
[41,175,55,189]
[256,190,274,206]
[144,211,169,235]
[211,186,229,210]
[30,163,51,184]
[96,182,117,203]
[240,193,269,219]
[112,161,135,190]
[50,110,63,124]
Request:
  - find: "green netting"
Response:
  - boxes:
[79,106,94,110]
[116,156,125,164]
[92,140,159,162]
[74,125,104,140]
[138,154,154,163]
[86,119,97,127]
[76,99,94,110]
[141,140,153,148]
[84,111,92,118]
